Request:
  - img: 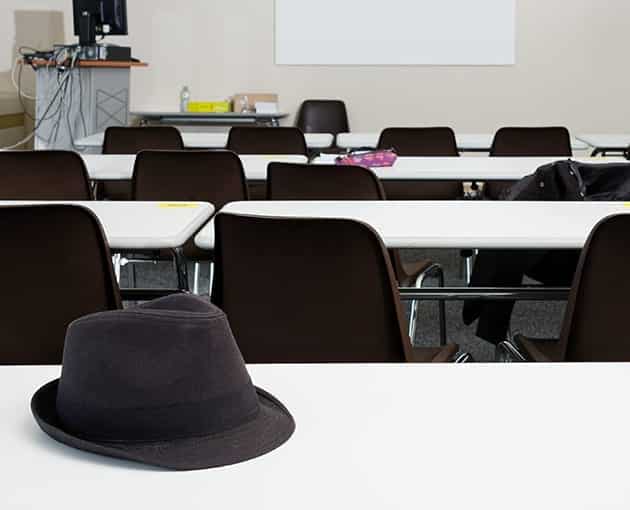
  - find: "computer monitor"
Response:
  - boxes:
[73,0,128,46]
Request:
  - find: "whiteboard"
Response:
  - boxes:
[275,0,515,66]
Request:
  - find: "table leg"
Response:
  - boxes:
[173,247,189,291]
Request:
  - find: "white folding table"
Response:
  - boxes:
[336,133,590,153]
[577,134,630,157]
[80,154,308,181]
[195,200,630,301]
[2,363,630,509]
[82,155,622,183]
[131,110,289,127]
[74,132,334,151]
[0,201,214,291]
[196,200,629,250]
[313,156,620,180]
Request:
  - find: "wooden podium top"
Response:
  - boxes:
[28,59,148,69]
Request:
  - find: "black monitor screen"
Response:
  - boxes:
[73,0,128,36]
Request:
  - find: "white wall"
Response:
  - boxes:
[1,0,630,133]
[275,0,516,65]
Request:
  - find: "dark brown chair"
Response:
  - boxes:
[296,100,349,136]
[226,127,308,156]
[132,150,249,293]
[498,214,630,362]
[103,126,184,154]
[101,126,185,200]
[0,150,92,199]
[376,127,463,200]
[267,162,383,201]
[267,162,446,345]
[133,150,248,208]
[212,213,459,363]
[0,205,121,364]
[486,127,572,200]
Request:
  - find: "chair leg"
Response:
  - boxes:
[208,262,215,297]
[112,253,121,283]
[454,352,474,363]
[496,341,527,362]
[437,268,446,347]
[464,249,480,285]
[193,262,201,295]
[465,256,473,285]
[408,297,420,347]
[408,264,447,347]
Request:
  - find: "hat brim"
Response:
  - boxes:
[31,380,295,471]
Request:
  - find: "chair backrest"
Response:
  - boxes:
[133,150,248,208]
[377,127,459,157]
[226,127,308,156]
[295,100,349,135]
[266,162,408,279]
[485,127,573,200]
[267,162,385,200]
[489,127,572,157]
[0,205,121,365]
[376,127,463,200]
[212,214,412,363]
[0,151,92,200]
[102,126,184,154]
[558,214,630,362]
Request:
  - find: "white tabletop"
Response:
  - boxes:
[195,200,630,250]
[304,133,335,149]
[84,154,621,182]
[81,154,308,181]
[577,134,630,151]
[336,133,589,152]
[2,364,630,509]
[74,132,333,150]
[0,201,214,250]
[313,156,621,180]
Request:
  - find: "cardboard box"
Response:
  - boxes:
[254,101,279,114]
[232,93,278,113]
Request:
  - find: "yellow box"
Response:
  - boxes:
[187,101,231,113]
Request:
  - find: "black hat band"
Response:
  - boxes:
[57,385,261,443]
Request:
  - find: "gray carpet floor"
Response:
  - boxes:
[120,249,566,362]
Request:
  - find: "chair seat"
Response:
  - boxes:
[396,259,434,287]
[517,336,564,362]
[411,343,459,363]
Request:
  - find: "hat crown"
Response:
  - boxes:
[56,295,260,442]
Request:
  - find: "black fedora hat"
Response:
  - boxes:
[31,294,295,470]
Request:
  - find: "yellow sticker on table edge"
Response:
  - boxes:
[158,203,199,209]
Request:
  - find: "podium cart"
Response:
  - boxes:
[31,60,147,151]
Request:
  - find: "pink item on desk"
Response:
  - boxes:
[335,149,398,168]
